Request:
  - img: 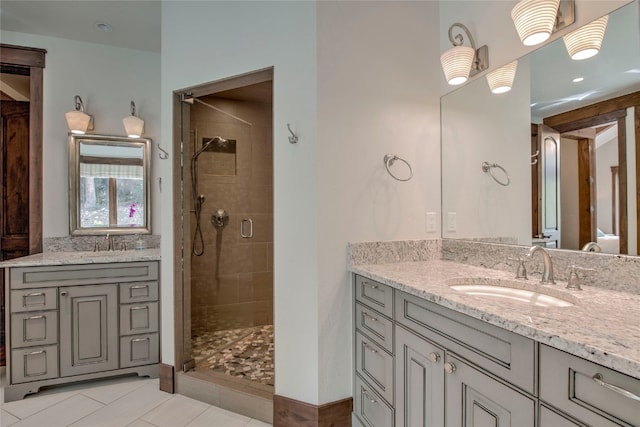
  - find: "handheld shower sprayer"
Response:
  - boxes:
[190,136,228,256]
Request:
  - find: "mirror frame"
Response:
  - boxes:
[68,133,152,235]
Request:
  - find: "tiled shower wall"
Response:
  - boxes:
[190,91,273,334]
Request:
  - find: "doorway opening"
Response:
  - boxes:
[0,44,46,366]
[172,68,274,422]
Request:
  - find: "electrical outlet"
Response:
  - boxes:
[447,212,457,232]
[426,212,437,232]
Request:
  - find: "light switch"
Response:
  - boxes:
[447,212,457,232]
[426,212,437,232]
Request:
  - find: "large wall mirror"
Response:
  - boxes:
[441,0,640,256]
[69,134,151,235]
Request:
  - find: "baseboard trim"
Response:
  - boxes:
[273,394,353,427]
[159,363,175,393]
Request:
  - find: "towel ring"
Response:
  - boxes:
[384,154,413,182]
[482,161,510,186]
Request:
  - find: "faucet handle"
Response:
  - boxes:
[566,265,595,290]
[507,257,528,280]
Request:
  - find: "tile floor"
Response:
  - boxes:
[0,368,271,427]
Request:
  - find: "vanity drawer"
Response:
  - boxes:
[120,302,159,335]
[355,303,393,353]
[11,311,58,348]
[356,330,393,405]
[355,275,393,318]
[9,262,159,288]
[120,281,158,303]
[120,333,159,368]
[10,288,57,312]
[540,344,640,427]
[11,345,59,384]
[396,290,535,393]
[354,374,394,427]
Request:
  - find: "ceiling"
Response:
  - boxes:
[0,1,161,52]
[529,1,640,118]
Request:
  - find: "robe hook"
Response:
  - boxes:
[287,123,298,144]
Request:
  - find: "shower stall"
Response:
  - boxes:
[178,77,274,397]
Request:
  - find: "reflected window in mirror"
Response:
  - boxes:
[69,134,151,235]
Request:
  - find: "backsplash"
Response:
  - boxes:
[442,239,640,294]
[44,234,160,252]
[347,239,441,267]
[347,238,640,294]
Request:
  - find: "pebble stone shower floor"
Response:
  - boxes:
[191,325,275,387]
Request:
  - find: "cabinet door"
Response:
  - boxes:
[395,326,445,427]
[59,284,118,377]
[445,354,535,427]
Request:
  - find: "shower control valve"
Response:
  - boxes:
[211,209,229,228]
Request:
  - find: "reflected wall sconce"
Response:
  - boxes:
[440,23,489,86]
[123,101,145,138]
[486,60,518,94]
[563,15,608,60]
[511,0,575,46]
[65,95,92,134]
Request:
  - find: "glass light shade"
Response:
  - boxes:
[486,60,518,94]
[440,45,475,85]
[563,15,608,60]
[65,110,91,134]
[123,115,145,138]
[511,0,560,46]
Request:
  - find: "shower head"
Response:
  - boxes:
[192,136,228,159]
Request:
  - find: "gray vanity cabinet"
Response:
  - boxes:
[59,284,119,377]
[5,261,160,402]
[352,273,640,427]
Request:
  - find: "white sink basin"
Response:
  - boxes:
[447,278,575,308]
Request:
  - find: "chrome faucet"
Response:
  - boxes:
[104,234,114,251]
[527,246,555,284]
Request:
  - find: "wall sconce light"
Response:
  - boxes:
[440,23,489,86]
[563,15,608,60]
[486,60,518,94]
[65,95,92,134]
[123,101,144,138]
[511,0,575,46]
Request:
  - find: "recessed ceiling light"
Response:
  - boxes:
[95,22,113,33]
[572,77,584,83]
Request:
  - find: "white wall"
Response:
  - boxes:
[596,132,618,235]
[560,138,579,249]
[161,0,442,405]
[439,0,632,95]
[441,56,531,244]
[626,107,638,255]
[0,30,161,237]
[316,1,442,402]
[160,0,320,404]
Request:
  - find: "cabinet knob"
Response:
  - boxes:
[444,362,456,374]
[60,291,68,297]
[428,352,440,363]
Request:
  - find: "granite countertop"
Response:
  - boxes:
[350,260,640,380]
[0,248,161,267]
